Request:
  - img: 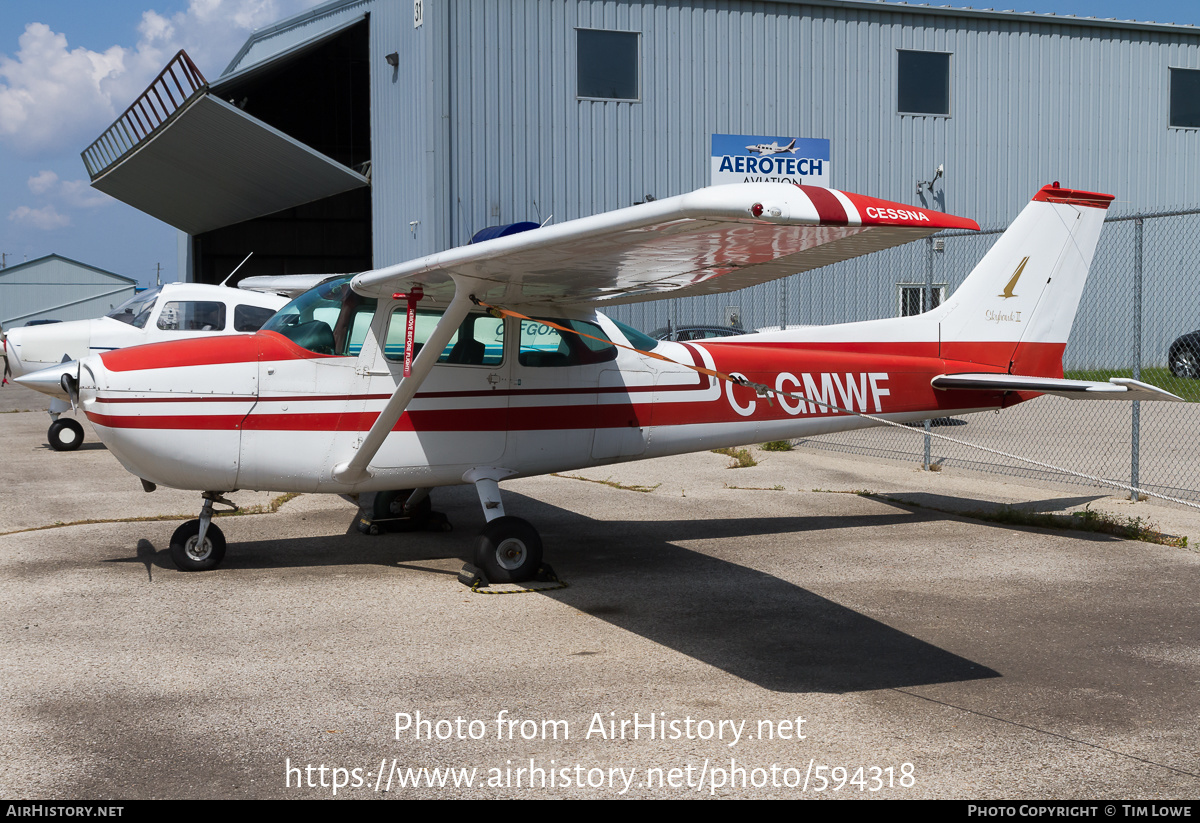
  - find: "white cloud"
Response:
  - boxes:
[27,170,58,195]
[9,204,71,230]
[23,170,112,211]
[0,1,325,159]
[59,178,113,210]
[138,11,176,45]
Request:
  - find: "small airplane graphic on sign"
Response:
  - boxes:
[745,138,798,156]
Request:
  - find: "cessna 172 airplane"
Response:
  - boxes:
[3,281,289,450]
[15,182,1182,582]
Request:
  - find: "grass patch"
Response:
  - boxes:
[711,447,758,468]
[553,473,661,493]
[1065,367,1199,402]
[725,483,786,491]
[228,491,301,516]
[760,440,794,452]
[976,503,1188,548]
[815,488,1188,548]
[0,491,303,537]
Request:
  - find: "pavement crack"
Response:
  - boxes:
[892,687,1200,779]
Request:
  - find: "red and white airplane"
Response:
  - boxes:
[16,182,1181,581]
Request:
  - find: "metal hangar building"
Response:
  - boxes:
[81,0,1200,320]
[0,255,138,328]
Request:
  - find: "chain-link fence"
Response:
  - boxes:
[606,208,1200,505]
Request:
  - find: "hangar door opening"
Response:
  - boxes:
[194,20,372,285]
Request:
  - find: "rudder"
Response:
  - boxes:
[936,184,1113,377]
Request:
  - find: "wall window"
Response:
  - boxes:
[577,29,640,101]
[898,50,950,115]
[1170,68,1200,128]
[898,284,946,317]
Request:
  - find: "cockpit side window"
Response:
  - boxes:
[383,309,505,366]
[260,277,375,356]
[107,288,160,329]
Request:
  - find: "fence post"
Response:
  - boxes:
[923,236,934,469]
[1131,218,1143,501]
[779,276,787,330]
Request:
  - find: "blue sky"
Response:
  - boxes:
[1,1,1199,287]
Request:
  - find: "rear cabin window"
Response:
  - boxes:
[157,301,226,331]
[518,318,617,367]
[234,304,277,332]
[384,310,505,365]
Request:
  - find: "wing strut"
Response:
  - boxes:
[331,282,476,485]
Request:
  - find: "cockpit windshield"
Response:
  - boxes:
[260,276,376,356]
[106,287,161,328]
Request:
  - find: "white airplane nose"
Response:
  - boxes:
[13,360,79,400]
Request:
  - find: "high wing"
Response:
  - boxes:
[238,273,345,298]
[351,183,978,306]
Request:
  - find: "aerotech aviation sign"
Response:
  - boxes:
[710,134,830,186]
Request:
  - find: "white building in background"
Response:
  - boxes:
[0,254,138,328]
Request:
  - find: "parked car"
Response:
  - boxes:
[1169,330,1200,378]
[649,324,744,342]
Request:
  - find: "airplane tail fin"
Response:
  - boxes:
[935,183,1113,377]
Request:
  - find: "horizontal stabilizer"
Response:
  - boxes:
[931,373,1185,402]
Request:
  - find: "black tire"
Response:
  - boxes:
[473,516,543,583]
[1170,347,1200,379]
[169,519,227,571]
[372,489,432,530]
[48,418,84,451]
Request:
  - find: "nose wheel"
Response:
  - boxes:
[169,493,235,571]
[48,417,84,451]
[169,519,227,571]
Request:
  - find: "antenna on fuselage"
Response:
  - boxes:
[220,253,254,287]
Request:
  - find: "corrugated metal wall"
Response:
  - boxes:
[425,0,1200,257]
[0,257,137,326]
[226,0,1200,307]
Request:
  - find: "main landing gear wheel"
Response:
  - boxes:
[373,489,433,530]
[48,418,84,451]
[473,516,543,583]
[359,489,441,535]
[169,520,227,571]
